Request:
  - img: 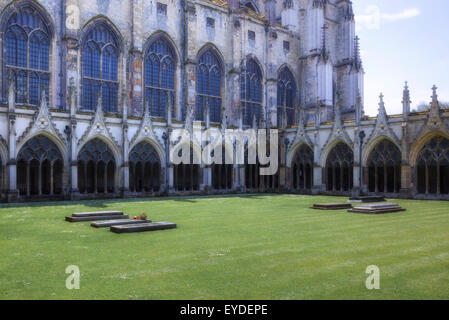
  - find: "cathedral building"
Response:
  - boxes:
[0,0,448,202]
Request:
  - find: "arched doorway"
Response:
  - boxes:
[129,141,161,193]
[17,135,64,197]
[325,142,354,192]
[77,139,116,195]
[292,144,314,192]
[416,136,449,195]
[366,140,401,193]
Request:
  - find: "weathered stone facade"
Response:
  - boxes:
[0,0,448,202]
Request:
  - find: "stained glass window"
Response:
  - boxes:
[277,67,296,127]
[144,36,176,118]
[4,6,50,105]
[241,58,262,126]
[196,48,222,123]
[82,23,119,112]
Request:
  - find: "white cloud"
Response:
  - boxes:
[381,8,421,22]
[356,6,421,31]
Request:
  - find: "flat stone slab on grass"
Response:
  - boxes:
[91,219,152,228]
[349,196,385,203]
[312,203,352,210]
[65,215,129,222]
[348,203,406,214]
[110,222,177,234]
[72,211,124,217]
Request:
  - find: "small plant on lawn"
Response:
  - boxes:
[139,213,148,220]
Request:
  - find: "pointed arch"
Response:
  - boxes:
[1,0,53,105]
[362,135,401,167]
[81,17,122,113]
[16,134,64,197]
[129,137,166,169]
[196,45,224,123]
[16,130,67,164]
[413,134,449,195]
[287,141,313,168]
[129,140,163,193]
[241,55,264,126]
[77,137,119,195]
[290,143,314,191]
[323,141,354,192]
[365,138,401,193]
[410,131,449,167]
[77,134,121,165]
[143,32,178,119]
[277,65,297,127]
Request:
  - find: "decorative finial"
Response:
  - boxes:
[431,85,438,102]
[353,36,362,70]
[320,24,329,60]
[379,93,384,103]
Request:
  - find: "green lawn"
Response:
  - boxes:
[0,194,448,300]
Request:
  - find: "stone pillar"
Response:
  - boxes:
[121,93,130,197]
[70,124,78,196]
[352,139,361,196]
[312,166,323,194]
[6,78,18,202]
[266,79,277,128]
[312,131,324,194]
[400,123,411,197]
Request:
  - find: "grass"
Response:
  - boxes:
[0,194,448,300]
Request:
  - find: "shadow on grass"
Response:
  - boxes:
[0,193,282,210]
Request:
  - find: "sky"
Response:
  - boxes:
[352,0,449,116]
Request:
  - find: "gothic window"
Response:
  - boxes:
[325,142,354,192]
[17,135,63,197]
[77,139,116,194]
[416,136,449,195]
[196,48,222,123]
[173,145,200,192]
[4,5,51,105]
[367,140,401,193]
[82,23,119,112]
[277,67,296,127]
[292,145,313,191]
[144,36,176,118]
[129,142,161,193]
[241,58,263,126]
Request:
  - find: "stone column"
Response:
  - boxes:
[352,139,361,196]
[311,131,324,194]
[6,78,18,201]
[400,123,411,197]
[121,92,130,197]
[266,79,277,128]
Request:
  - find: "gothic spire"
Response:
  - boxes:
[352,36,362,71]
[378,93,387,119]
[402,81,411,116]
[320,23,329,61]
[344,0,355,21]
[429,85,440,119]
